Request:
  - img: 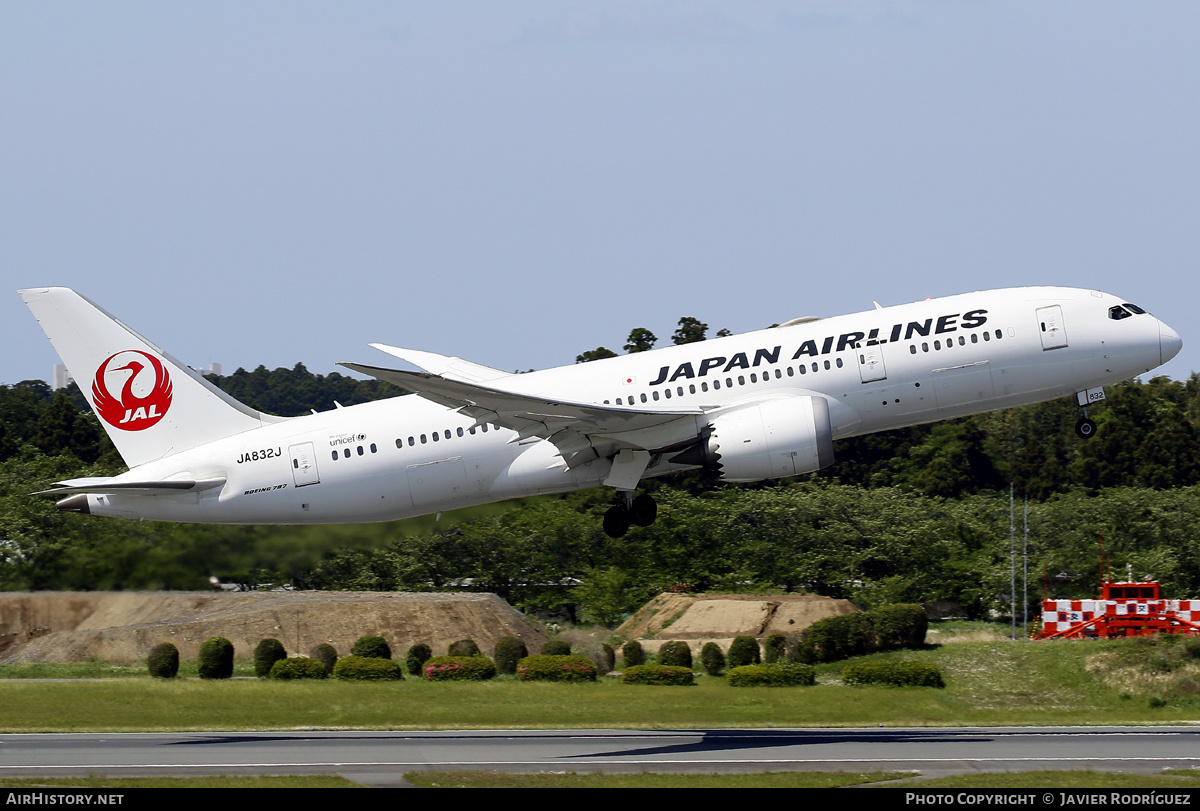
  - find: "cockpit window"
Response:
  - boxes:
[1124,303,1146,314]
[1109,305,1132,320]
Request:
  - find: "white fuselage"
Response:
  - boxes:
[81,286,1178,524]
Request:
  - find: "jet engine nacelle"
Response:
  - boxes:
[675,396,835,482]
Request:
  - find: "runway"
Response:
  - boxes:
[3,727,1199,787]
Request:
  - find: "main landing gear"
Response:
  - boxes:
[603,492,658,538]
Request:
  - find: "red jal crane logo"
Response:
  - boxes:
[92,351,173,431]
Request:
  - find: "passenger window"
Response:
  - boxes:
[702,382,710,391]
[481,424,489,432]
[678,386,685,396]
[653,391,660,401]
[640,393,647,403]
[971,333,978,343]
[934,340,941,350]
[343,448,350,458]
[664,389,671,398]
[421,434,427,443]
[823,360,830,370]
[922,342,929,352]
[445,430,451,440]
[983,332,990,341]
[786,367,794,377]
[995,330,1002,339]
[395,438,403,449]
[689,384,696,394]
[811,363,818,372]
[331,451,338,461]
[432,432,439,442]
[738,375,745,386]
[910,345,916,354]
[370,443,377,453]
[750,373,757,383]
[457,427,464,437]
[799,365,806,375]
[409,436,415,446]
[836,358,843,368]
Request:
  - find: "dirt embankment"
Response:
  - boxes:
[0,590,858,664]
[0,591,547,663]
[616,592,858,656]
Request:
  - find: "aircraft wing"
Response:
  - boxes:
[339,361,703,463]
[368,344,511,383]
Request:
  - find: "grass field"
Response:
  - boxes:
[2,632,1199,731]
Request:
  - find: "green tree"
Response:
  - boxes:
[671,317,708,345]
[623,328,657,353]
[575,347,618,364]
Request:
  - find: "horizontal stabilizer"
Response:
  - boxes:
[35,477,227,496]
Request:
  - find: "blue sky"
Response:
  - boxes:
[4,2,1197,387]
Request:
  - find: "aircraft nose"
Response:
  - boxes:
[1160,319,1183,364]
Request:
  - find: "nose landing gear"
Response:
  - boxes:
[1074,386,1104,439]
[1075,416,1097,439]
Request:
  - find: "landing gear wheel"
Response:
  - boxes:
[1075,417,1097,439]
[603,505,631,538]
[630,494,658,527]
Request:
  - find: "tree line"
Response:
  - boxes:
[3,328,1200,625]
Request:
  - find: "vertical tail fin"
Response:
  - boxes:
[19,287,283,467]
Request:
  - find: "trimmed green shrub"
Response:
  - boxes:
[253,638,287,678]
[764,634,787,664]
[727,663,816,687]
[448,639,481,657]
[517,655,597,682]
[795,605,931,665]
[658,640,693,668]
[871,604,929,650]
[147,642,179,679]
[622,665,695,686]
[727,636,761,668]
[405,643,432,676]
[700,642,725,676]
[333,655,404,681]
[350,635,391,659]
[311,643,338,676]
[494,636,529,675]
[270,657,328,680]
[597,643,616,674]
[842,660,945,688]
[198,637,234,680]
[622,640,645,667]
[423,656,497,681]
[540,639,571,656]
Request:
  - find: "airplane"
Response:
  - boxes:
[19,286,1182,538]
